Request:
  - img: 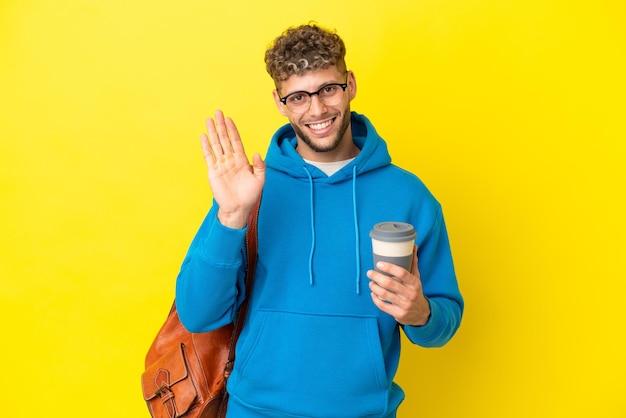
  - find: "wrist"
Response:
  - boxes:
[217,208,249,229]
[412,296,432,327]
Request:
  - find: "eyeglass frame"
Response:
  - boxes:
[277,74,350,112]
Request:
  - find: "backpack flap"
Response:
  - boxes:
[142,343,198,417]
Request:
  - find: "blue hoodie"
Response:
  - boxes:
[176,112,464,417]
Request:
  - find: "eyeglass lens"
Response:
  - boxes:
[283,83,347,113]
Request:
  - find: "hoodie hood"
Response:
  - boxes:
[264,112,393,293]
[265,112,392,183]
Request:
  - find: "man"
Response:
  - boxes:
[176,23,463,417]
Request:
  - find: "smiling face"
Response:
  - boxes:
[273,66,358,162]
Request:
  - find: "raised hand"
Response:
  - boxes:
[201,110,266,228]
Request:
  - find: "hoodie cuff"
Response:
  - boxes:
[200,218,247,265]
[403,297,443,345]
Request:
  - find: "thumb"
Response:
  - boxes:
[252,153,266,176]
[411,245,419,276]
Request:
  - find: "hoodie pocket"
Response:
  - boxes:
[232,309,389,417]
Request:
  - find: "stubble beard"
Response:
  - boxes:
[291,108,351,154]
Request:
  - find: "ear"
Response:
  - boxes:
[347,71,357,101]
[272,89,288,116]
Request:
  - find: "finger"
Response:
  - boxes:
[251,152,264,167]
[371,292,391,307]
[368,269,397,290]
[370,285,417,321]
[411,245,419,276]
[374,261,408,283]
[252,153,267,177]
[206,117,224,157]
[200,133,216,169]
[370,292,401,316]
[371,285,390,301]
[368,272,401,301]
[214,110,234,154]
[224,117,245,155]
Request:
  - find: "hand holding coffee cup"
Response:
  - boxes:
[368,222,431,325]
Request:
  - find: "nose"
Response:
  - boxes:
[307,94,327,115]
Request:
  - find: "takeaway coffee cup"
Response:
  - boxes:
[370,222,417,274]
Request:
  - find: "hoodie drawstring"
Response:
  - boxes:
[303,164,361,294]
[303,166,315,286]
[352,165,361,294]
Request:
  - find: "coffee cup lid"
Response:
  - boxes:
[369,222,417,242]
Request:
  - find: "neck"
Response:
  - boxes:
[298,144,360,163]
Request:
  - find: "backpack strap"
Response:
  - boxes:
[224,196,261,378]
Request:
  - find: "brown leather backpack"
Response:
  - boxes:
[141,200,260,418]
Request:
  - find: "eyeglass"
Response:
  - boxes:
[278,77,349,114]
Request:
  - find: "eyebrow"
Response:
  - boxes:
[281,79,344,97]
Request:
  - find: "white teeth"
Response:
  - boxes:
[307,120,332,130]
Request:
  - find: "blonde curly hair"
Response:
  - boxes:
[265,23,346,83]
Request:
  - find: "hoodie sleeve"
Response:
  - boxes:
[403,207,464,347]
[175,202,248,333]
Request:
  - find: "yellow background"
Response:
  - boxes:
[1,0,624,416]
